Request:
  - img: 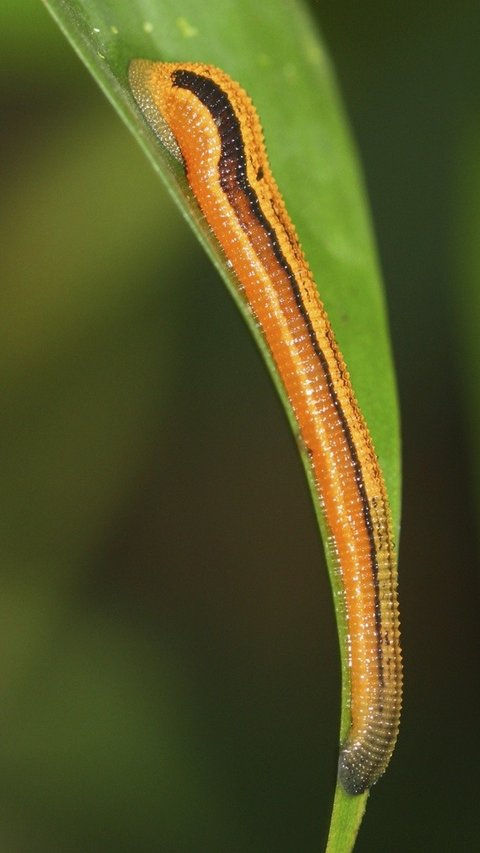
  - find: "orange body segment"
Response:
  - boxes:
[129,60,402,795]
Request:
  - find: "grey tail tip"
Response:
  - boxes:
[338,751,372,796]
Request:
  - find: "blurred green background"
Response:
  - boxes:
[1,1,479,850]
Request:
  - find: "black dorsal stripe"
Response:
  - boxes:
[172,69,384,680]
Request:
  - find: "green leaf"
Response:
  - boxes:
[41,1,401,850]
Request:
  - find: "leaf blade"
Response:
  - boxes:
[41,1,401,848]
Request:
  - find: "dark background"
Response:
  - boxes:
[1,1,479,850]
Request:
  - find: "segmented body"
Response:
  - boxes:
[129,60,402,794]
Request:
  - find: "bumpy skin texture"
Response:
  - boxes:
[129,60,402,795]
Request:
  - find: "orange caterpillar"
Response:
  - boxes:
[129,60,402,795]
